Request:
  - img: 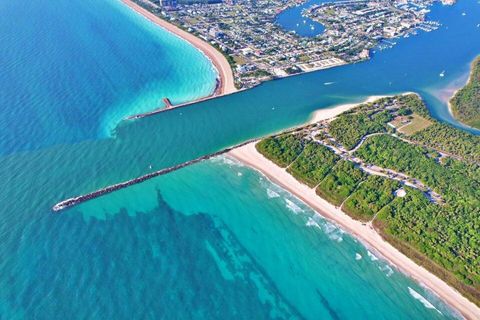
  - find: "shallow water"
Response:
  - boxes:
[0,0,478,318]
[0,0,216,154]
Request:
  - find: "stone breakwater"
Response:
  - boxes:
[52,139,258,213]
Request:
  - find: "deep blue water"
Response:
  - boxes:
[0,0,478,318]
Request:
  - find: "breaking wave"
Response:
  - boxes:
[408,287,442,314]
[266,188,280,199]
[379,264,394,277]
[321,221,344,242]
[367,250,379,261]
[285,199,303,214]
[306,217,321,229]
[213,155,245,168]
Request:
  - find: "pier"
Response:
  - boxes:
[163,97,173,108]
[127,97,174,120]
[126,79,230,120]
[52,139,258,212]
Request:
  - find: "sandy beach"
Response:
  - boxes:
[228,101,480,319]
[122,0,236,95]
[308,95,393,124]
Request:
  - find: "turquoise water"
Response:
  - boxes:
[0,0,479,318]
[0,0,216,154]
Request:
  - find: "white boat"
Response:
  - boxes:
[439,70,445,77]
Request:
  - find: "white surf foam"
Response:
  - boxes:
[285,198,303,214]
[408,287,442,314]
[379,264,394,277]
[266,188,280,199]
[213,155,245,168]
[367,250,379,261]
[321,221,344,242]
[355,253,362,260]
[306,217,321,229]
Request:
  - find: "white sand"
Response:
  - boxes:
[228,100,480,319]
[308,95,404,123]
[122,0,236,95]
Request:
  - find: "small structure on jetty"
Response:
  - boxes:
[163,97,173,109]
[126,97,174,120]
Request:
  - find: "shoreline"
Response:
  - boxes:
[445,69,475,130]
[228,100,480,320]
[121,0,236,96]
[307,95,396,124]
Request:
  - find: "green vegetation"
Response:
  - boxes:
[450,57,480,129]
[391,94,480,162]
[409,123,480,162]
[397,114,432,135]
[316,161,366,206]
[342,175,401,222]
[329,109,392,150]
[396,94,431,118]
[355,134,480,294]
[251,69,272,78]
[256,134,304,167]
[287,143,339,187]
[258,94,480,304]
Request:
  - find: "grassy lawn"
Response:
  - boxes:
[233,55,247,65]
[185,17,199,25]
[398,114,432,135]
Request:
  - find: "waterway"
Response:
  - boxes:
[0,0,478,318]
[276,0,329,37]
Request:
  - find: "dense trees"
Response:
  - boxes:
[450,57,480,129]
[328,113,386,150]
[316,160,366,206]
[256,134,304,167]
[287,143,339,187]
[355,134,480,293]
[342,175,400,222]
[409,123,480,162]
[257,93,480,304]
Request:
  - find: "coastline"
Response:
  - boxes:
[446,70,475,129]
[307,95,395,124]
[228,100,480,320]
[121,0,236,96]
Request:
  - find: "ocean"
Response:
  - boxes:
[0,0,478,318]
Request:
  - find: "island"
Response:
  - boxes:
[229,94,480,318]
[450,56,480,129]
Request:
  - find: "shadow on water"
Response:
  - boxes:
[0,0,479,215]
[0,1,477,319]
[0,188,302,318]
